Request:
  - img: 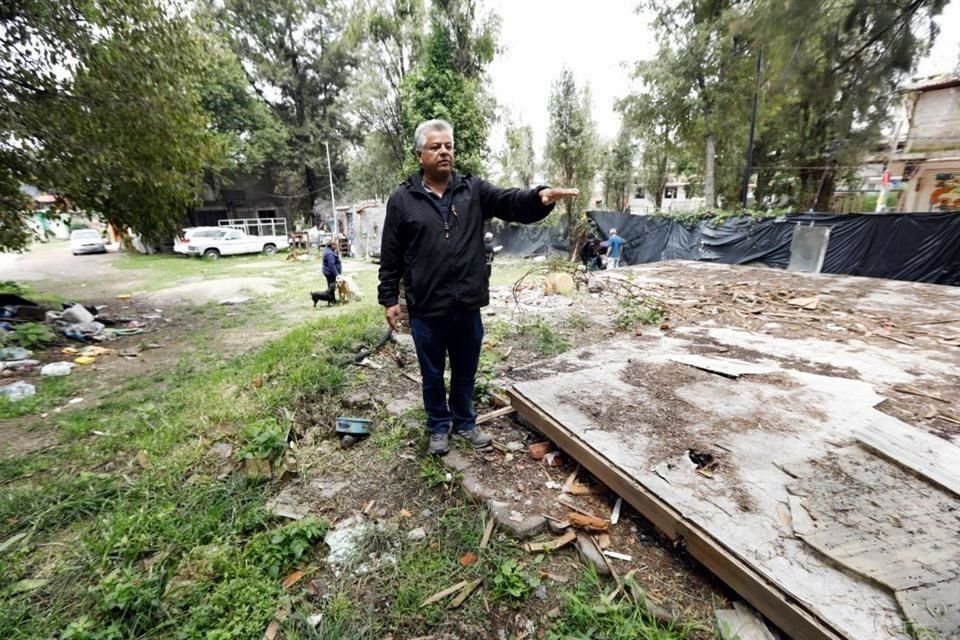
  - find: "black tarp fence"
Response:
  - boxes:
[485,219,569,256]
[585,210,960,286]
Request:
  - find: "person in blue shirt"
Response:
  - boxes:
[606,228,624,269]
[320,240,342,304]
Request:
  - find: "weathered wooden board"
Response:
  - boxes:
[786,447,960,640]
[855,419,960,498]
[715,602,777,640]
[509,333,921,640]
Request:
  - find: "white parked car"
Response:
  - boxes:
[184,228,289,259]
[70,229,106,255]
[174,227,227,255]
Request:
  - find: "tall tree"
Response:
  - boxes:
[751,0,947,210]
[544,68,599,251]
[399,0,498,177]
[602,126,636,211]
[498,120,536,188]
[216,0,358,218]
[1,0,223,250]
[350,0,426,179]
[347,131,397,201]
[639,0,755,209]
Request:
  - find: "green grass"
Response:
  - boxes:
[546,570,697,640]
[0,304,387,639]
[0,375,75,419]
[517,318,573,356]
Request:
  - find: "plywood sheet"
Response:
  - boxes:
[510,333,916,640]
[855,419,960,498]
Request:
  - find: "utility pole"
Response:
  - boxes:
[742,48,762,209]
[324,141,338,245]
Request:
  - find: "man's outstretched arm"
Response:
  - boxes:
[477,179,579,223]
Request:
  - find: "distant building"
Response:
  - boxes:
[871,74,960,212]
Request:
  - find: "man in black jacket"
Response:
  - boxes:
[378,119,578,456]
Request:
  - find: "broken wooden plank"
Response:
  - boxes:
[715,602,776,640]
[855,420,960,498]
[508,385,846,640]
[523,531,576,553]
[670,354,778,378]
[567,511,610,532]
[420,580,469,607]
[447,579,482,609]
[476,406,516,425]
[892,385,948,403]
[479,516,495,549]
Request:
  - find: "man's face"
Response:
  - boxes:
[417,129,454,178]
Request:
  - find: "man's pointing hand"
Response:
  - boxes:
[539,187,579,206]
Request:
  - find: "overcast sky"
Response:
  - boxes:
[483,0,960,156]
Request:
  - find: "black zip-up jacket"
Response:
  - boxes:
[378,173,554,318]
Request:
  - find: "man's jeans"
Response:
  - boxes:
[410,309,484,435]
[608,257,621,269]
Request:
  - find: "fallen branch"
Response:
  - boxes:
[523,531,576,553]
[476,406,515,425]
[893,385,948,403]
[479,516,495,549]
[448,579,482,609]
[567,511,610,532]
[421,580,469,607]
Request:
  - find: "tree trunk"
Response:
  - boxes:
[814,169,835,212]
[704,134,716,209]
[305,164,320,214]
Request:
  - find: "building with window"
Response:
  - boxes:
[872,74,960,212]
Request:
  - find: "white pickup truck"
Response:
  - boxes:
[183,227,289,259]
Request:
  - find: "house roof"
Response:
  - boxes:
[901,73,960,93]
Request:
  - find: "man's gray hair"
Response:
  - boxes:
[414,119,454,152]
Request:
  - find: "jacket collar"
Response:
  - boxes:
[406,171,466,196]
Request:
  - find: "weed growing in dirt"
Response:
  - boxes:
[615,295,667,330]
[546,570,696,639]
[492,559,539,600]
[517,318,572,356]
[4,322,55,349]
[418,456,453,487]
[246,516,328,578]
[239,418,289,464]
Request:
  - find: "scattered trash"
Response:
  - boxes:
[603,550,633,562]
[40,362,75,377]
[0,381,36,401]
[115,294,132,300]
[219,296,251,305]
[610,497,623,525]
[505,440,525,453]
[545,480,563,490]
[0,347,32,360]
[67,397,84,404]
[459,552,477,567]
[336,416,372,449]
[543,451,563,467]
[306,613,323,627]
[73,356,96,365]
[407,527,427,541]
[61,304,95,324]
[528,441,555,460]
[1,359,39,371]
